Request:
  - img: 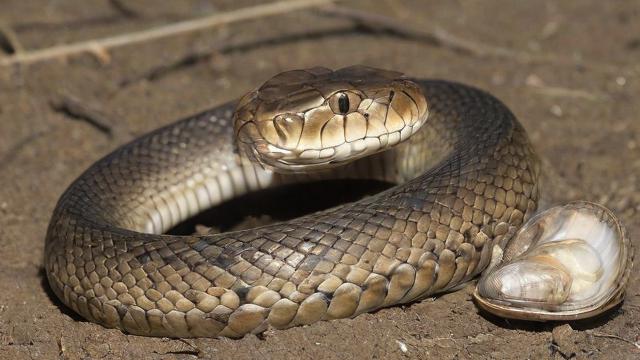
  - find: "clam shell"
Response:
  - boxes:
[474,201,633,320]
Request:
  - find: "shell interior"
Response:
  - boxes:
[474,201,632,320]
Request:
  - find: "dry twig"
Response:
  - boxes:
[524,75,607,101]
[586,330,640,348]
[108,0,140,19]
[0,22,24,54]
[318,5,635,77]
[0,0,336,67]
[50,93,114,136]
[0,131,46,169]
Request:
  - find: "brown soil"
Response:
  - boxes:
[1,1,639,359]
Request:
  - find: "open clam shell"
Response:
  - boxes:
[474,201,633,321]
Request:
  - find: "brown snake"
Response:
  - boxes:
[45,66,540,338]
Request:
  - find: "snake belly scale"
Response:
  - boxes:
[45,66,540,338]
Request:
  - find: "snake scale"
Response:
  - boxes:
[45,66,540,338]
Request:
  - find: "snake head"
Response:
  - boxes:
[233,65,428,172]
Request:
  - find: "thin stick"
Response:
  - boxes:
[586,330,640,349]
[319,5,635,77]
[0,0,336,67]
[0,22,24,54]
[50,93,114,136]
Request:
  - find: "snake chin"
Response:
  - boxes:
[474,201,633,321]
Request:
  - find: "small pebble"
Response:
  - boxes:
[552,324,573,345]
[550,105,563,117]
[396,340,408,353]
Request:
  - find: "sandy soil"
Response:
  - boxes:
[1,1,639,359]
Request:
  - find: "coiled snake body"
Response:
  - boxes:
[45,66,539,338]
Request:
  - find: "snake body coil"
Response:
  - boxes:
[45,67,540,338]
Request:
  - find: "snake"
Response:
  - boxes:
[45,65,540,338]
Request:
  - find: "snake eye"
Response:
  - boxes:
[329,91,360,115]
[338,93,349,114]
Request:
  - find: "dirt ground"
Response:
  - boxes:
[1,1,639,359]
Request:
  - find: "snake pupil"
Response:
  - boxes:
[338,93,349,114]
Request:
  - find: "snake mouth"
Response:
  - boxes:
[234,65,429,172]
[238,118,428,172]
